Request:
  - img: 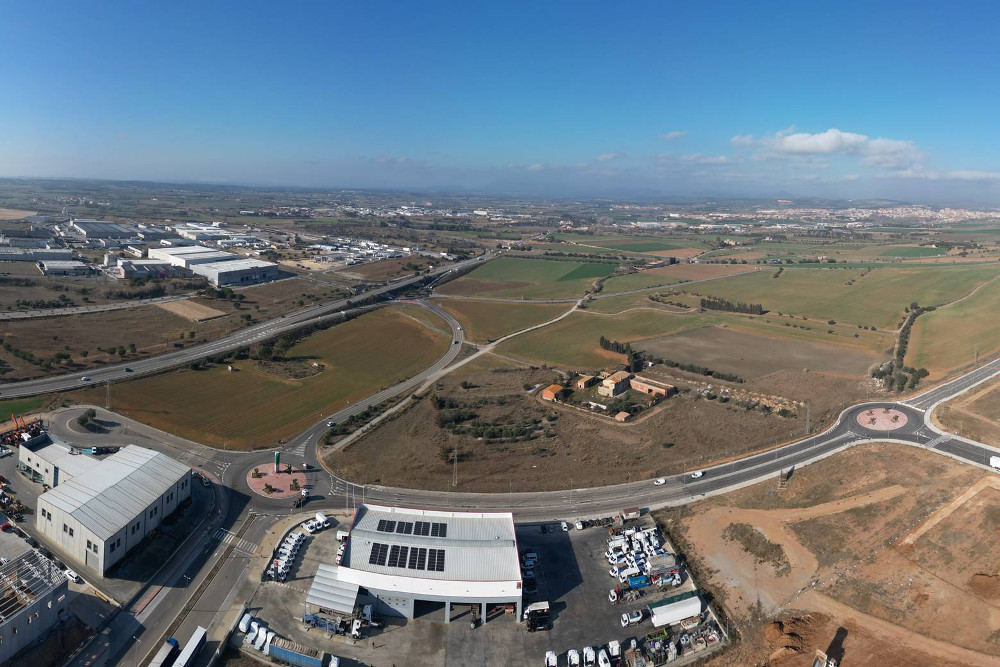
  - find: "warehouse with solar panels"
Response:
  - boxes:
[34,446,192,575]
[305,504,523,623]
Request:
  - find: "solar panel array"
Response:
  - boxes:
[367,543,445,572]
[375,519,448,538]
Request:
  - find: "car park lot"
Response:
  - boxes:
[238,514,726,666]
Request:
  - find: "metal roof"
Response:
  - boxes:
[23,439,101,480]
[192,258,276,273]
[340,504,521,598]
[0,549,65,624]
[649,593,703,628]
[39,446,189,541]
[306,564,360,614]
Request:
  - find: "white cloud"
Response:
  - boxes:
[658,131,687,142]
[730,134,754,147]
[595,152,626,162]
[749,127,923,170]
[526,163,545,172]
[772,128,868,155]
[681,153,730,164]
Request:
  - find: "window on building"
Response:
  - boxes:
[116,538,121,548]
[110,543,115,553]
[68,528,74,537]
[63,524,67,533]
[93,543,97,553]
[87,540,92,550]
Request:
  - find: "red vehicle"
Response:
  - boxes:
[0,523,12,532]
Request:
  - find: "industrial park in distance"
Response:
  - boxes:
[4,2,1000,667]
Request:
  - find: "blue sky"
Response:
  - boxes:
[3,1,1000,201]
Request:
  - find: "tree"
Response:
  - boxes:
[80,350,89,358]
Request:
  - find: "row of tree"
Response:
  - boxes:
[700,296,765,315]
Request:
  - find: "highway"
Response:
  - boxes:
[0,254,488,399]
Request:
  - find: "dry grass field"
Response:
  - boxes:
[673,443,999,665]
[935,375,1000,447]
[68,305,450,448]
[0,208,35,220]
[157,300,228,321]
[326,365,864,492]
[640,325,881,378]
[437,257,616,299]
[601,263,755,293]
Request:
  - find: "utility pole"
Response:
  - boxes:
[805,401,811,435]
[105,381,111,410]
[976,343,979,365]
[452,449,458,487]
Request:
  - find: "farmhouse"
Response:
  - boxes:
[305,504,523,623]
[630,375,676,398]
[541,384,566,401]
[35,446,192,575]
[575,374,597,390]
[598,371,633,398]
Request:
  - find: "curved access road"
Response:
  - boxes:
[0,254,490,399]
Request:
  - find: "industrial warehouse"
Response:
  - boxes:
[34,446,192,575]
[0,550,68,664]
[305,504,523,623]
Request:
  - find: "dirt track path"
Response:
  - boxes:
[799,590,1000,667]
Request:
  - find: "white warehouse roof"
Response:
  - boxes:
[339,504,522,599]
[192,258,275,274]
[39,446,189,541]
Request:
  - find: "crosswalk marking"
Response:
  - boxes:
[214,528,256,555]
[286,440,307,456]
[927,434,952,449]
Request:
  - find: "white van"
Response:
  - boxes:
[991,455,1000,470]
[315,513,330,529]
[617,566,640,583]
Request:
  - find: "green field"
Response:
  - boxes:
[497,309,706,368]
[910,277,1000,375]
[879,246,947,258]
[695,265,1000,329]
[0,396,50,420]
[437,257,616,299]
[555,234,708,254]
[601,271,688,293]
[71,306,450,449]
[432,299,570,342]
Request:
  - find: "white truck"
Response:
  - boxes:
[990,455,1000,471]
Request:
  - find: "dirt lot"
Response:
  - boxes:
[333,255,434,281]
[640,326,881,378]
[0,208,35,220]
[157,299,227,321]
[325,366,866,492]
[703,612,973,667]
[672,443,1000,666]
[935,375,1000,447]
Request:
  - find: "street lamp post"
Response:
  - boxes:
[130,635,142,667]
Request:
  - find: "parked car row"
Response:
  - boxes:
[241,613,276,654]
[303,512,330,534]
[546,640,622,667]
[267,531,305,581]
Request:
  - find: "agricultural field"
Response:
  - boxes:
[878,245,948,258]
[326,364,864,492]
[496,309,704,368]
[908,276,1000,376]
[430,299,570,343]
[68,305,450,449]
[0,396,51,423]
[0,208,35,220]
[639,325,882,378]
[674,443,999,666]
[332,255,434,281]
[436,256,615,299]
[696,264,1000,329]
[555,233,708,257]
[600,263,755,293]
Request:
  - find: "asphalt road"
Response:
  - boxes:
[0,254,488,399]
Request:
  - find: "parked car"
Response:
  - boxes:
[561,521,570,532]
[583,646,596,667]
[0,449,10,459]
[621,610,644,627]
[545,650,558,667]
[567,649,581,667]
[0,523,11,533]
[239,613,254,633]
[201,476,211,487]
[65,569,81,583]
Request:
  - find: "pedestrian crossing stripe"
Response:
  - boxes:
[213,528,256,554]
